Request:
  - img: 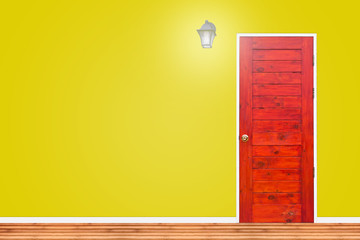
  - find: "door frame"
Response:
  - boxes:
[236,33,317,223]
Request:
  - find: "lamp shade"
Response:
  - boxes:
[197,20,216,48]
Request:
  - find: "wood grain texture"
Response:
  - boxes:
[253,37,303,49]
[1,223,360,239]
[253,61,301,73]
[253,204,302,223]
[253,73,301,84]
[253,193,301,204]
[253,120,301,132]
[252,132,301,145]
[253,181,301,193]
[240,36,314,223]
[253,146,302,157]
[253,96,301,108]
[253,50,302,60]
[253,85,301,96]
[253,169,300,181]
[239,37,253,222]
[301,37,314,223]
[253,157,301,169]
[253,108,301,120]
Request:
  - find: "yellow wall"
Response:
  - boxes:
[0,0,359,217]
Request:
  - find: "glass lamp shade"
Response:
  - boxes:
[197,20,216,48]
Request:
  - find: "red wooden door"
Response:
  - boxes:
[239,37,314,223]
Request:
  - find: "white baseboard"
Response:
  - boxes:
[316,217,360,223]
[0,217,238,223]
[1,217,359,223]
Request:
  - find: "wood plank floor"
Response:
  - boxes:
[0,223,360,239]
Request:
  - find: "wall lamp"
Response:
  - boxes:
[197,20,216,48]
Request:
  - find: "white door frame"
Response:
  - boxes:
[236,33,317,223]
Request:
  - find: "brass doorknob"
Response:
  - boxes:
[241,134,249,142]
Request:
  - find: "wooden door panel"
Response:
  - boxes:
[253,120,301,132]
[252,204,302,223]
[253,61,301,73]
[300,37,314,223]
[253,73,302,84]
[240,36,314,223]
[252,132,302,145]
[253,96,301,108]
[253,84,301,96]
[253,193,301,204]
[253,169,301,181]
[253,108,301,120]
[239,37,254,222]
[253,146,302,157]
[253,157,301,169]
[253,181,301,193]
[253,50,302,61]
[252,37,303,49]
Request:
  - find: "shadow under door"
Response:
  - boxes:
[239,36,314,223]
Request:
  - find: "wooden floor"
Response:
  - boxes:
[0,223,360,239]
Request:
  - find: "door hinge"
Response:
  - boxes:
[313,88,315,99]
[313,167,315,178]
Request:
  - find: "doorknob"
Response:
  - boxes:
[241,134,249,142]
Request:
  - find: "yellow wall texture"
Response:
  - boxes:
[0,0,359,217]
